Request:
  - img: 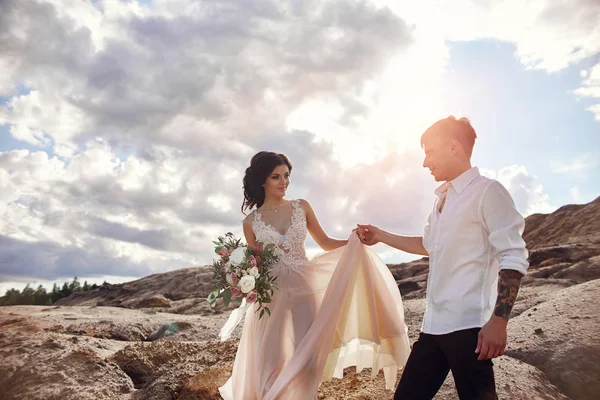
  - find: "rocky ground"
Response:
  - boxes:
[1,197,598,400]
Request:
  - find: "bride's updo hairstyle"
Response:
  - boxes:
[242,151,293,214]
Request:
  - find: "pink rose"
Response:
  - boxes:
[225,272,239,286]
[219,248,229,257]
[255,256,262,265]
[246,291,257,303]
[230,287,243,298]
[254,245,263,254]
[248,255,257,268]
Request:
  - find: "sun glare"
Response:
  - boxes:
[285,44,449,169]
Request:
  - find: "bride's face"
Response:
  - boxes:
[263,164,290,198]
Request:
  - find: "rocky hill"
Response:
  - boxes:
[53,266,223,316]
[1,197,599,400]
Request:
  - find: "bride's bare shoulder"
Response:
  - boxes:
[297,198,311,210]
[242,211,256,226]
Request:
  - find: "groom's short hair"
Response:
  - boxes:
[421,116,477,158]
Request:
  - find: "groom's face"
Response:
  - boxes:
[422,136,452,182]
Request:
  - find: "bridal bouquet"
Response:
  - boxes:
[207,232,279,319]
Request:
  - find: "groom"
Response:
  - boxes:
[357,116,529,399]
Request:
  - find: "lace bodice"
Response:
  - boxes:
[252,200,309,268]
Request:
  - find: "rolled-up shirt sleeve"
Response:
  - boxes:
[479,180,529,275]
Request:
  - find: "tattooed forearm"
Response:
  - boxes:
[494,269,524,321]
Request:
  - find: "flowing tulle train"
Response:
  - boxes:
[219,235,410,399]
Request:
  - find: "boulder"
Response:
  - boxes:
[507,279,600,400]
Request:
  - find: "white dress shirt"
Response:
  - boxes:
[421,167,529,335]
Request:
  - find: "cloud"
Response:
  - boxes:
[386,0,600,72]
[463,166,555,216]
[570,186,583,204]
[553,153,599,174]
[0,125,440,281]
[1,0,596,285]
[575,61,600,120]
[551,153,599,193]
[0,0,417,284]
[0,234,152,280]
[0,0,412,156]
[378,0,600,120]
[0,143,238,279]
[494,165,555,216]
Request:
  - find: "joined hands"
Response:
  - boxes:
[354,224,381,246]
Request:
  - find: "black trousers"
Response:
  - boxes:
[394,328,498,400]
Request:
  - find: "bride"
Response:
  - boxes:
[218,151,411,400]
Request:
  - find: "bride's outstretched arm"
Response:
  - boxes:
[301,199,348,251]
[356,224,428,256]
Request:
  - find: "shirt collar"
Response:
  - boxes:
[434,166,480,197]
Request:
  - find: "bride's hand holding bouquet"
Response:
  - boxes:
[207,233,279,319]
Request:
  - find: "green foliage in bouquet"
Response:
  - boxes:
[207,233,279,319]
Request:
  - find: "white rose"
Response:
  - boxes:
[225,272,234,286]
[239,275,256,294]
[224,261,231,272]
[249,267,260,278]
[229,247,245,265]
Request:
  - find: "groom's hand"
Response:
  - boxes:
[356,224,380,246]
[475,316,507,360]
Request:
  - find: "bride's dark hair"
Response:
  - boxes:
[242,151,293,214]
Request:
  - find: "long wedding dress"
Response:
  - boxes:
[219,200,410,400]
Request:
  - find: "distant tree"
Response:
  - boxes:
[60,282,70,297]
[51,283,62,303]
[0,276,103,306]
[69,277,81,293]
[34,285,50,305]
[21,284,35,305]
[10,289,22,305]
[0,289,21,306]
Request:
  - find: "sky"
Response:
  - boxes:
[0,0,599,294]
